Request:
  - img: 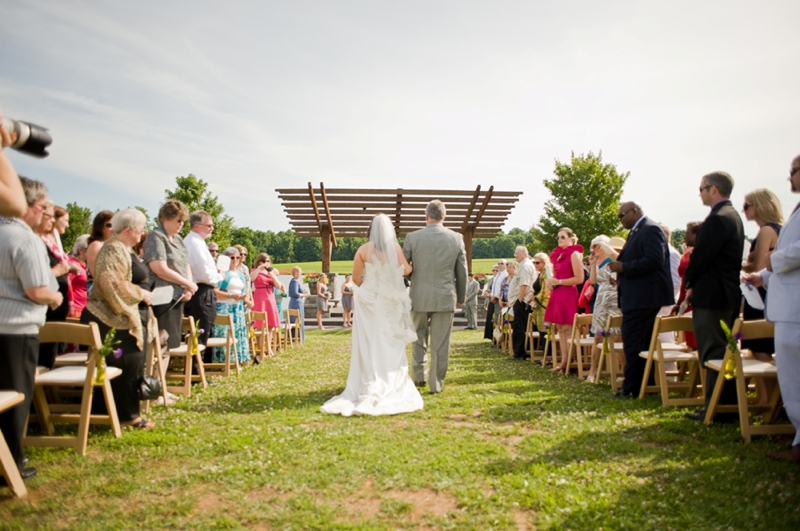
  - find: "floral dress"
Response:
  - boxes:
[213,270,251,363]
[591,259,621,335]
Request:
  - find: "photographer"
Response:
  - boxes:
[0,176,63,483]
[250,253,283,357]
[0,111,27,218]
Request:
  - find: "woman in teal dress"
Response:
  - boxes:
[212,247,250,363]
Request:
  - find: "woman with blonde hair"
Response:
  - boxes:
[742,188,783,404]
[545,228,584,374]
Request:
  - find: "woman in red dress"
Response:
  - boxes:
[68,234,90,318]
[544,228,584,374]
[250,253,284,356]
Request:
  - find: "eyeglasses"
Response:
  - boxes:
[104,222,113,228]
[176,219,186,225]
[618,208,635,219]
[200,223,214,229]
[532,261,542,265]
[209,249,218,254]
[42,212,53,219]
[743,203,752,211]
[557,234,570,239]
[699,185,712,193]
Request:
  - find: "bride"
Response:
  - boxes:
[320,214,424,417]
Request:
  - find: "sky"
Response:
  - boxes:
[1,0,799,240]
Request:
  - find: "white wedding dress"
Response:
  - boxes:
[320,218,423,417]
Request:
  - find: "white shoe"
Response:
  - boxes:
[157,395,178,406]
[166,392,181,401]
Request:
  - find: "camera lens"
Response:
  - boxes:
[1,117,52,158]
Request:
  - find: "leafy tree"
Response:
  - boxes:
[164,174,234,248]
[670,228,685,251]
[230,227,255,267]
[531,151,628,254]
[61,202,93,252]
[293,236,321,262]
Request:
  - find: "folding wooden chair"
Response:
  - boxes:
[541,326,560,368]
[0,391,27,497]
[142,312,170,414]
[596,314,624,389]
[525,312,543,362]
[249,310,269,362]
[638,316,703,407]
[204,313,241,377]
[165,317,207,397]
[284,308,301,347]
[501,310,514,356]
[704,319,795,442]
[565,313,594,378]
[24,322,122,456]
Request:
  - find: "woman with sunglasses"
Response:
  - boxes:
[741,188,783,404]
[251,252,284,356]
[545,228,584,374]
[86,210,114,279]
[213,247,251,364]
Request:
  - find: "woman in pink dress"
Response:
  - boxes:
[68,234,90,318]
[250,253,284,356]
[544,227,584,374]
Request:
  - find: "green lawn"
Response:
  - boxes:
[2,331,798,530]
[274,258,502,275]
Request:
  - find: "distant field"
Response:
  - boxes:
[274,257,503,275]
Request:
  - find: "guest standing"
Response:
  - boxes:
[608,202,674,398]
[510,246,535,359]
[673,222,701,349]
[586,236,624,381]
[463,273,479,330]
[0,176,63,482]
[80,209,154,429]
[545,228,584,374]
[251,253,283,355]
[213,247,250,363]
[144,200,197,352]
[483,265,499,340]
[288,267,309,342]
[68,234,90,318]
[86,210,114,279]
[316,275,330,330]
[184,211,221,358]
[683,172,744,421]
[340,274,354,327]
[744,155,800,462]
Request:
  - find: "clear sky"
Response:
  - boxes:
[2,1,798,240]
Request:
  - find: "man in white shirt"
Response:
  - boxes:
[490,259,508,348]
[184,211,221,360]
[510,247,535,360]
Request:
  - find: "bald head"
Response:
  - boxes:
[618,201,643,230]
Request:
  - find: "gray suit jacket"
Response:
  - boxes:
[403,222,468,312]
[764,203,800,324]
[465,279,479,305]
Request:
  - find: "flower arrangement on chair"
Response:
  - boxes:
[191,328,204,356]
[93,328,122,386]
[720,320,743,380]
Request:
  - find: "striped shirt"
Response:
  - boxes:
[0,217,53,334]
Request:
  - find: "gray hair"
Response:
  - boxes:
[18,176,48,206]
[591,235,610,247]
[111,208,146,234]
[70,234,90,256]
[425,200,446,221]
[190,210,211,227]
[207,241,219,250]
[702,171,734,198]
[222,246,240,258]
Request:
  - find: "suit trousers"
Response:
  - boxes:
[693,307,738,410]
[185,284,217,363]
[621,306,660,396]
[484,300,496,340]
[512,300,530,359]
[0,334,38,468]
[411,311,454,393]
[775,322,800,446]
[464,300,477,329]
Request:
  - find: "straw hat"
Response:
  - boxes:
[608,237,626,250]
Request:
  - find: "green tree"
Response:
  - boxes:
[164,174,234,248]
[294,237,322,262]
[61,202,93,252]
[531,151,628,254]
[670,228,685,251]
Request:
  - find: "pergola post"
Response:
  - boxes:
[321,224,333,273]
[463,225,474,273]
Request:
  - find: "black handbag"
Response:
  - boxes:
[137,375,162,401]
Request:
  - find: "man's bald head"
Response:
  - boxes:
[618,201,643,230]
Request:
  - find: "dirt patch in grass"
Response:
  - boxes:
[384,487,458,519]
[514,508,533,530]
[192,491,226,515]
[247,484,291,503]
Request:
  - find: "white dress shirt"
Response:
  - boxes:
[184,231,222,286]
[491,270,508,299]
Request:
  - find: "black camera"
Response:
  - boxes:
[1,117,52,158]
[266,267,274,272]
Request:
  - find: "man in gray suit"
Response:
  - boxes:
[403,200,468,394]
[463,273,479,330]
[745,154,800,462]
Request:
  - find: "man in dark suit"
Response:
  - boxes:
[683,171,744,422]
[608,202,675,398]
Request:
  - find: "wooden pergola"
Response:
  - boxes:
[276,184,523,272]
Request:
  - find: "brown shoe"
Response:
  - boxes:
[765,443,800,463]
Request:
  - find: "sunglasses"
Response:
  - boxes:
[699,185,712,193]
[617,208,635,219]
[743,203,752,211]
[791,167,800,177]
[557,234,569,239]
[209,249,219,254]
[104,222,113,228]
[533,261,542,265]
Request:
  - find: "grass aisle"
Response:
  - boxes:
[2,331,799,530]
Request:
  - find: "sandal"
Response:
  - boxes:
[124,418,155,430]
